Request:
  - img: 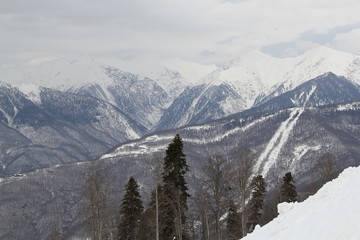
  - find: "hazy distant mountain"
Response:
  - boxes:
[239,72,360,116]
[2,47,360,133]
[155,47,360,131]
[97,57,217,101]
[0,56,216,130]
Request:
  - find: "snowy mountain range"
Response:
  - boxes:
[101,85,360,186]
[156,47,360,130]
[2,46,360,132]
[0,47,359,175]
[1,90,359,239]
[0,46,360,239]
[0,83,146,176]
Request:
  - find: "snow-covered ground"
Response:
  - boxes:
[244,166,360,240]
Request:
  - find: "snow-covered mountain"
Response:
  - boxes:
[72,66,169,129]
[156,47,360,130]
[1,57,167,129]
[0,83,146,175]
[1,56,113,90]
[0,70,360,239]
[244,166,360,240]
[1,91,359,239]
[1,47,360,174]
[235,72,360,118]
[94,57,217,100]
[102,79,360,186]
[0,56,216,129]
[0,56,217,175]
[2,46,360,132]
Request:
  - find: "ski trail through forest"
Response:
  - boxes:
[255,86,317,177]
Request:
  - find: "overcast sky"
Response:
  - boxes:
[1,0,360,67]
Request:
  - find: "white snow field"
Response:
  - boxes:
[244,166,360,240]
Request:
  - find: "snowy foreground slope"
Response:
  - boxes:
[244,167,360,240]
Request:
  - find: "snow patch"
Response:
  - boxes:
[277,201,297,215]
[103,114,278,159]
[337,102,360,111]
[292,145,321,164]
[256,86,317,176]
[256,108,304,177]
[0,107,12,125]
[15,84,42,104]
[101,135,174,159]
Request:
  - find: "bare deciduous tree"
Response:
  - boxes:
[233,147,254,238]
[46,222,62,240]
[193,183,210,240]
[147,152,164,240]
[316,152,339,182]
[201,154,232,240]
[82,161,112,240]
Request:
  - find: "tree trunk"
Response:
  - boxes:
[241,197,246,238]
[156,186,159,240]
[216,211,221,240]
[205,213,210,240]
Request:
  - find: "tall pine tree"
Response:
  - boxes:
[118,177,144,240]
[279,172,298,203]
[247,175,266,232]
[161,134,190,240]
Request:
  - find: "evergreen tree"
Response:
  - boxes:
[279,172,298,203]
[161,134,190,240]
[118,177,144,240]
[247,175,266,232]
[226,201,241,240]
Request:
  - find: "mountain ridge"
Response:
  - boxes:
[155,47,360,131]
[1,78,360,238]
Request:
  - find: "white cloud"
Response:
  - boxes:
[331,28,360,54]
[1,0,360,67]
[282,41,323,57]
[28,56,60,66]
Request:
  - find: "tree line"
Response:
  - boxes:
[47,134,338,240]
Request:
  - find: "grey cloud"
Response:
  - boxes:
[262,42,296,57]
[216,35,240,45]
[199,50,216,56]
[262,23,360,57]
[2,0,360,66]
[301,22,360,44]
